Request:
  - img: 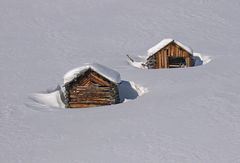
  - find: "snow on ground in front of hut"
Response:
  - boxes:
[1,0,240,162]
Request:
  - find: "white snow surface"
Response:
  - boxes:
[147,38,193,57]
[31,90,65,109]
[1,0,240,163]
[128,59,147,69]
[63,63,121,84]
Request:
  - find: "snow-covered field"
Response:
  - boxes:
[1,0,240,162]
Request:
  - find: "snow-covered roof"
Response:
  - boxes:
[63,63,121,84]
[147,38,193,57]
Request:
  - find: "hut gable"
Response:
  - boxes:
[146,39,194,69]
[63,63,121,108]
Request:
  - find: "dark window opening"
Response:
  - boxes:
[168,57,186,68]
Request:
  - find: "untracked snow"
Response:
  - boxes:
[1,0,240,163]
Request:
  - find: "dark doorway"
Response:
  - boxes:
[168,57,186,68]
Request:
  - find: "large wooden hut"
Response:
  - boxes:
[63,63,121,108]
[146,39,194,69]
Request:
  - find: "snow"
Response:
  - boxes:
[1,0,240,162]
[147,38,193,57]
[127,55,148,69]
[193,53,212,65]
[128,59,147,69]
[30,90,65,109]
[64,63,121,84]
[128,81,148,96]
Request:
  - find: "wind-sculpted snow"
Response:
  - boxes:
[1,0,240,162]
[193,53,212,66]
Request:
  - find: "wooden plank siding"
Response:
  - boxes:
[64,69,120,108]
[146,41,193,69]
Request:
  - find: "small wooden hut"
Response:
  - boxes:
[146,39,194,69]
[63,63,121,108]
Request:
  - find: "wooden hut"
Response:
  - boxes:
[146,39,194,69]
[63,63,121,108]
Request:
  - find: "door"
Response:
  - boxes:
[168,56,186,68]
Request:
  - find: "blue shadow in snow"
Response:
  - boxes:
[118,80,138,103]
[193,56,203,66]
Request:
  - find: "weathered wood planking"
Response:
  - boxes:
[146,41,193,69]
[64,69,120,108]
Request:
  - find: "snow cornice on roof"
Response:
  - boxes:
[147,38,193,57]
[63,63,121,85]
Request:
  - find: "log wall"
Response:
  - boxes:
[64,69,120,108]
[146,42,193,69]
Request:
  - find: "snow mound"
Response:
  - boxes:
[118,81,148,103]
[193,53,212,66]
[64,63,121,84]
[129,81,149,96]
[128,59,147,69]
[30,89,65,109]
[147,38,193,57]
